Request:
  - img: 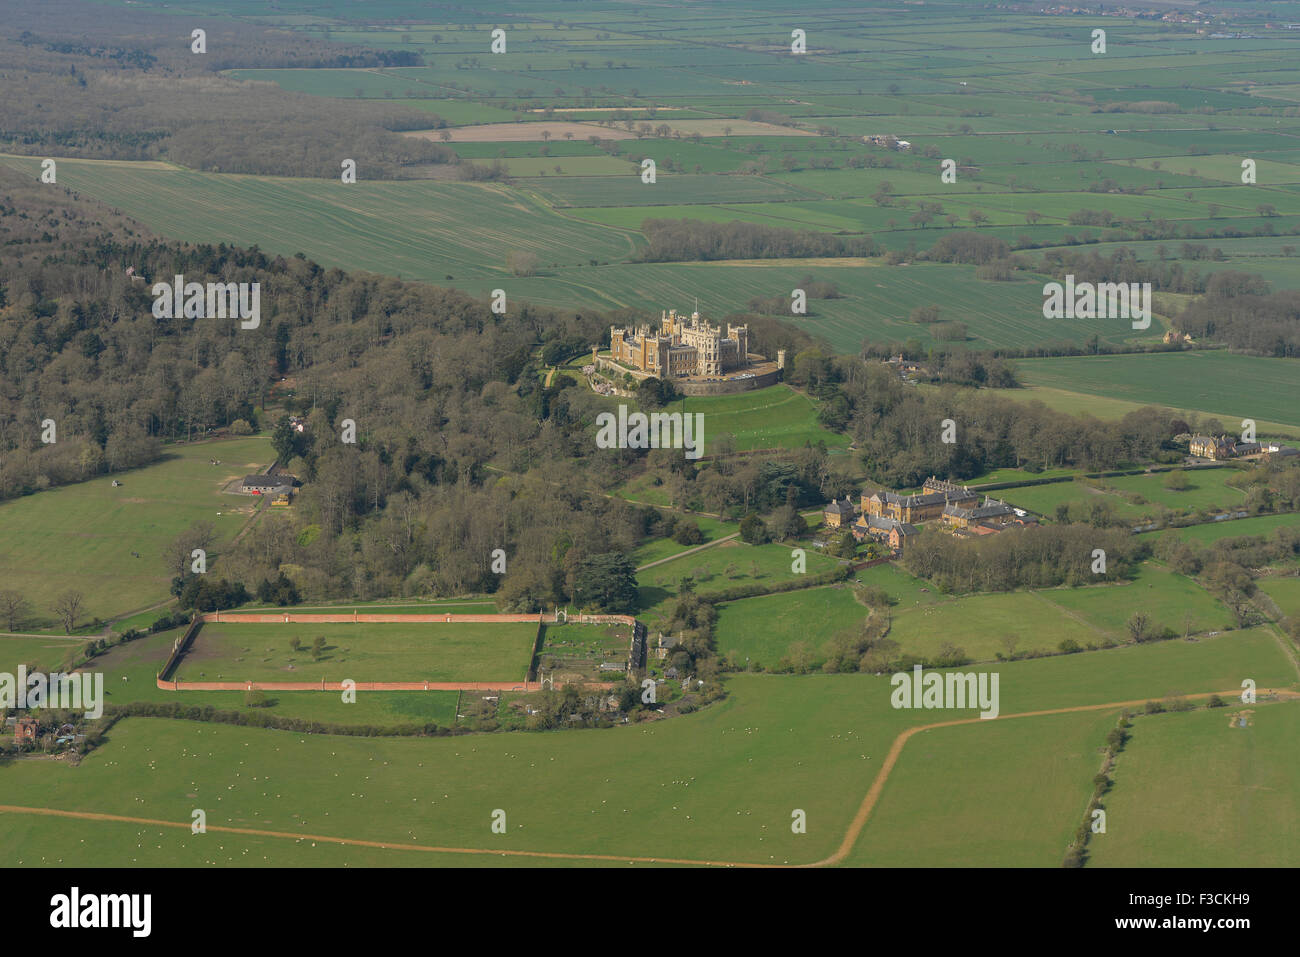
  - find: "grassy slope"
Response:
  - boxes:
[0,437,272,625]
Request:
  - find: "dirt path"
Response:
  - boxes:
[0,632,84,641]
[636,533,739,571]
[809,688,1300,868]
[0,804,755,868]
[8,688,1293,868]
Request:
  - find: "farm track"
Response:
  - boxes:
[7,689,1293,868]
[636,532,739,571]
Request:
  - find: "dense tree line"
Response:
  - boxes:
[1175,283,1300,357]
[1037,246,1209,295]
[921,232,1011,265]
[902,523,1147,594]
[636,219,877,262]
[781,350,1188,485]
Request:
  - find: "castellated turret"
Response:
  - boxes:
[609,307,751,379]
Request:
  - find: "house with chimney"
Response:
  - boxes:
[862,476,978,524]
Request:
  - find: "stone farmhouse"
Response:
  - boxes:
[822,497,857,529]
[1189,434,1237,460]
[853,514,920,553]
[941,496,1035,535]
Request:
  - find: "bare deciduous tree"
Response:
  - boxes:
[52,591,84,633]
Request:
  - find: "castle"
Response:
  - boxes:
[611,310,772,379]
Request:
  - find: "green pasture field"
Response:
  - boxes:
[636,539,841,632]
[886,561,1231,661]
[1,629,1292,867]
[10,140,1285,358]
[0,155,642,281]
[987,625,1296,714]
[1087,700,1300,867]
[661,385,849,453]
[519,173,816,207]
[3,815,574,868]
[1163,512,1300,545]
[712,585,868,669]
[502,156,633,176]
[554,261,1134,354]
[0,437,271,627]
[176,621,538,683]
[631,515,736,567]
[1011,352,1300,432]
[1128,155,1300,185]
[967,467,1081,486]
[988,385,1300,441]
[15,629,464,729]
[1036,562,1234,640]
[1259,576,1300,619]
[1102,469,1247,513]
[0,635,84,671]
[846,709,1117,867]
[996,480,1147,522]
[887,590,1101,662]
[0,677,916,867]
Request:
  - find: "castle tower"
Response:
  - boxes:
[777,348,787,371]
[729,323,749,364]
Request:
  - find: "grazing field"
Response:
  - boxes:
[1103,470,1246,513]
[997,470,1246,523]
[1,630,1292,867]
[1011,353,1300,431]
[996,480,1146,522]
[0,437,270,627]
[1259,576,1300,620]
[49,630,463,729]
[0,678,913,867]
[0,635,83,671]
[1087,701,1300,867]
[636,539,842,632]
[1036,562,1234,640]
[846,709,1116,867]
[176,621,539,684]
[888,562,1236,661]
[1164,512,1300,545]
[713,585,868,668]
[888,590,1102,661]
